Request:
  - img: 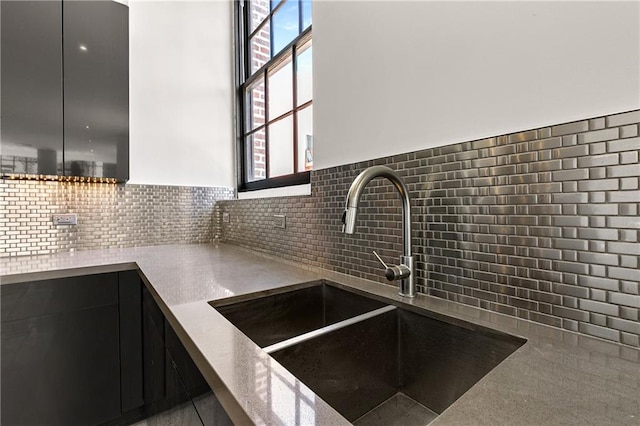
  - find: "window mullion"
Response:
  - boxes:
[242,1,250,82]
[269,5,274,60]
[237,1,248,188]
[298,0,303,37]
[292,45,298,174]
[263,70,270,179]
[247,0,285,40]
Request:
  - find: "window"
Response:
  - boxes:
[236,0,313,191]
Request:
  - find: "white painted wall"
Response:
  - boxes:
[313,1,640,170]
[129,0,234,187]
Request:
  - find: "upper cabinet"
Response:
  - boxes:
[63,1,129,181]
[1,0,129,182]
[1,1,64,176]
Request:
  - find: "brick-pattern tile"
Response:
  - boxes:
[219,109,640,347]
[0,181,233,257]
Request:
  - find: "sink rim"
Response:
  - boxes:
[208,279,324,308]
[209,278,528,348]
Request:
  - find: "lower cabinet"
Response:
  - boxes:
[0,271,231,426]
[1,273,122,425]
[141,286,232,426]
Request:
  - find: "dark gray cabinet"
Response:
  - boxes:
[142,286,233,426]
[0,0,64,176]
[63,1,129,180]
[0,274,121,425]
[26,275,209,424]
[119,270,145,414]
[1,271,230,425]
[0,272,147,425]
[142,285,169,414]
[142,285,207,422]
[0,0,129,181]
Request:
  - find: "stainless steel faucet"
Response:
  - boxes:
[341,165,416,298]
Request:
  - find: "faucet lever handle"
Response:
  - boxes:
[372,251,389,269]
[373,250,411,281]
[373,251,411,282]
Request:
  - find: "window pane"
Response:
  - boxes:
[296,42,312,106]
[268,58,293,119]
[247,130,266,182]
[297,105,312,172]
[250,24,271,75]
[246,78,266,130]
[272,0,299,57]
[249,0,270,33]
[268,116,293,177]
[301,0,312,30]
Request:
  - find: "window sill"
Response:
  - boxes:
[237,183,311,200]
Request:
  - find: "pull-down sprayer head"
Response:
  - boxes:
[341,207,358,234]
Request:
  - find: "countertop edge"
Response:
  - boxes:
[0,262,138,284]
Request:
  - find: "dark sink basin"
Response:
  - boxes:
[269,307,526,424]
[211,281,526,424]
[210,282,387,348]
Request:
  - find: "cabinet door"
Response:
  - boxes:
[162,347,205,426]
[1,273,118,322]
[0,0,63,176]
[1,305,121,425]
[165,321,210,400]
[143,286,168,411]
[165,321,233,426]
[119,271,145,413]
[63,0,129,180]
[0,275,121,425]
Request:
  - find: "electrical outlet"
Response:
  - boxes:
[222,212,230,223]
[274,214,286,229]
[53,213,78,225]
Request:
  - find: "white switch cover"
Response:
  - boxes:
[53,213,78,225]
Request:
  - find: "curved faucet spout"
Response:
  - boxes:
[342,165,412,257]
[341,165,416,298]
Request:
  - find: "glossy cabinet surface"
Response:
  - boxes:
[0,1,64,176]
[0,0,129,181]
[63,1,129,180]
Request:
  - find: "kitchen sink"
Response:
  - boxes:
[270,307,526,423]
[210,281,526,424]
[209,282,386,347]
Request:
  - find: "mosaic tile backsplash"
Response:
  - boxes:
[0,181,233,257]
[219,109,640,347]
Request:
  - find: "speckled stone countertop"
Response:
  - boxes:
[1,243,639,425]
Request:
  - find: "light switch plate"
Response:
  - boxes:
[274,214,286,229]
[53,213,78,225]
[222,212,230,223]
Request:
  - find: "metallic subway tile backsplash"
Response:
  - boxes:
[0,181,234,257]
[218,109,640,347]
